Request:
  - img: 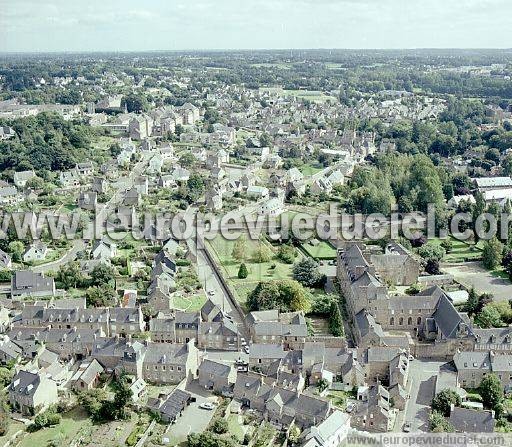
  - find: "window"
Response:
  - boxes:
[407,317,412,325]
[417,317,421,325]
[390,317,394,325]
[399,317,403,325]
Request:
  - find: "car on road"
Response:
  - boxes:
[243,346,250,354]
[403,422,411,432]
[408,354,414,361]
[346,402,356,413]
[207,290,215,296]
[199,402,215,410]
[240,337,247,346]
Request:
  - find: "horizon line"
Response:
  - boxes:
[1,47,512,56]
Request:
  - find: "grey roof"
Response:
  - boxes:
[11,271,54,294]
[354,310,384,338]
[10,370,42,397]
[143,342,189,365]
[432,294,473,339]
[200,359,232,377]
[449,407,495,432]
[250,343,286,360]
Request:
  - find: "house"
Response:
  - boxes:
[447,194,476,209]
[124,188,140,206]
[0,186,22,205]
[453,351,512,389]
[59,170,81,188]
[158,175,175,189]
[91,239,117,260]
[448,406,495,433]
[247,311,308,349]
[258,197,284,217]
[0,248,12,269]
[198,359,237,394]
[75,162,94,177]
[326,170,344,186]
[247,185,269,199]
[0,126,15,140]
[473,176,512,191]
[142,340,200,384]
[147,388,192,423]
[13,170,36,188]
[9,370,59,416]
[311,177,332,195]
[301,410,351,447]
[71,359,104,391]
[109,307,145,336]
[351,385,392,432]
[0,336,22,364]
[91,177,108,194]
[78,191,98,211]
[22,242,48,263]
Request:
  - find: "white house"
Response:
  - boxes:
[22,242,48,263]
[13,170,36,188]
[302,410,351,447]
[259,197,284,217]
[247,185,269,199]
[91,240,117,260]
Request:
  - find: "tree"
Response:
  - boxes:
[247,279,311,313]
[482,237,503,270]
[0,367,13,388]
[188,432,235,447]
[232,237,247,261]
[292,257,324,287]
[179,152,195,168]
[479,374,504,414]
[464,288,479,315]
[252,244,272,263]
[86,285,117,307]
[90,263,116,287]
[316,378,329,393]
[122,93,149,113]
[475,305,503,328]
[425,258,441,275]
[56,262,84,290]
[78,388,107,421]
[8,241,24,262]
[432,389,461,417]
[440,239,453,254]
[417,243,445,262]
[186,174,205,203]
[277,244,297,264]
[209,418,228,434]
[429,410,454,432]
[328,301,344,337]
[237,263,248,279]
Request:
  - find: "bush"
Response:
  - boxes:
[277,244,297,264]
[210,418,228,434]
[238,263,248,279]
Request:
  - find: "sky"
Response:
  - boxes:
[1,0,511,52]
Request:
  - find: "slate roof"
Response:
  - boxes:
[449,407,495,432]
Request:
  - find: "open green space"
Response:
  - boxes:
[207,235,299,306]
[19,408,90,447]
[300,240,337,260]
[430,237,483,263]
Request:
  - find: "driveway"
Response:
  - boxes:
[165,382,218,443]
[400,360,448,432]
[442,261,511,301]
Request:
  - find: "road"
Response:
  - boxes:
[400,360,447,432]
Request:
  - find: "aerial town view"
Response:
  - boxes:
[0,1,512,446]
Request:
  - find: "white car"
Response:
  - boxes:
[240,337,247,346]
[199,402,215,410]
[408,354,414,361]
[243,346,250,354]
[207,290,215,296]
[346,402,356,413]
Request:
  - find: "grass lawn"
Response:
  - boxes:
[327,390,348,409]
[19,408,90,447]
[173,293,207,311]
[227,414,245,440]
[300,240,337,260]
[299,163,324,177]
[430,237,483,263]
[207,235,298,305]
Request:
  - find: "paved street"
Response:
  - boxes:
[400,360,447,432]
[443,261,511,301]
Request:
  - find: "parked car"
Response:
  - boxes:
[408,354,414,361]
[199,402,215,410]
[240,337,247,346]
[403,422,411,432]
[346,402,356,413]
[207,290,215,296]
[243,346,250,354]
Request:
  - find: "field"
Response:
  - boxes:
[300,240,337,260]
[207,235,299,306]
